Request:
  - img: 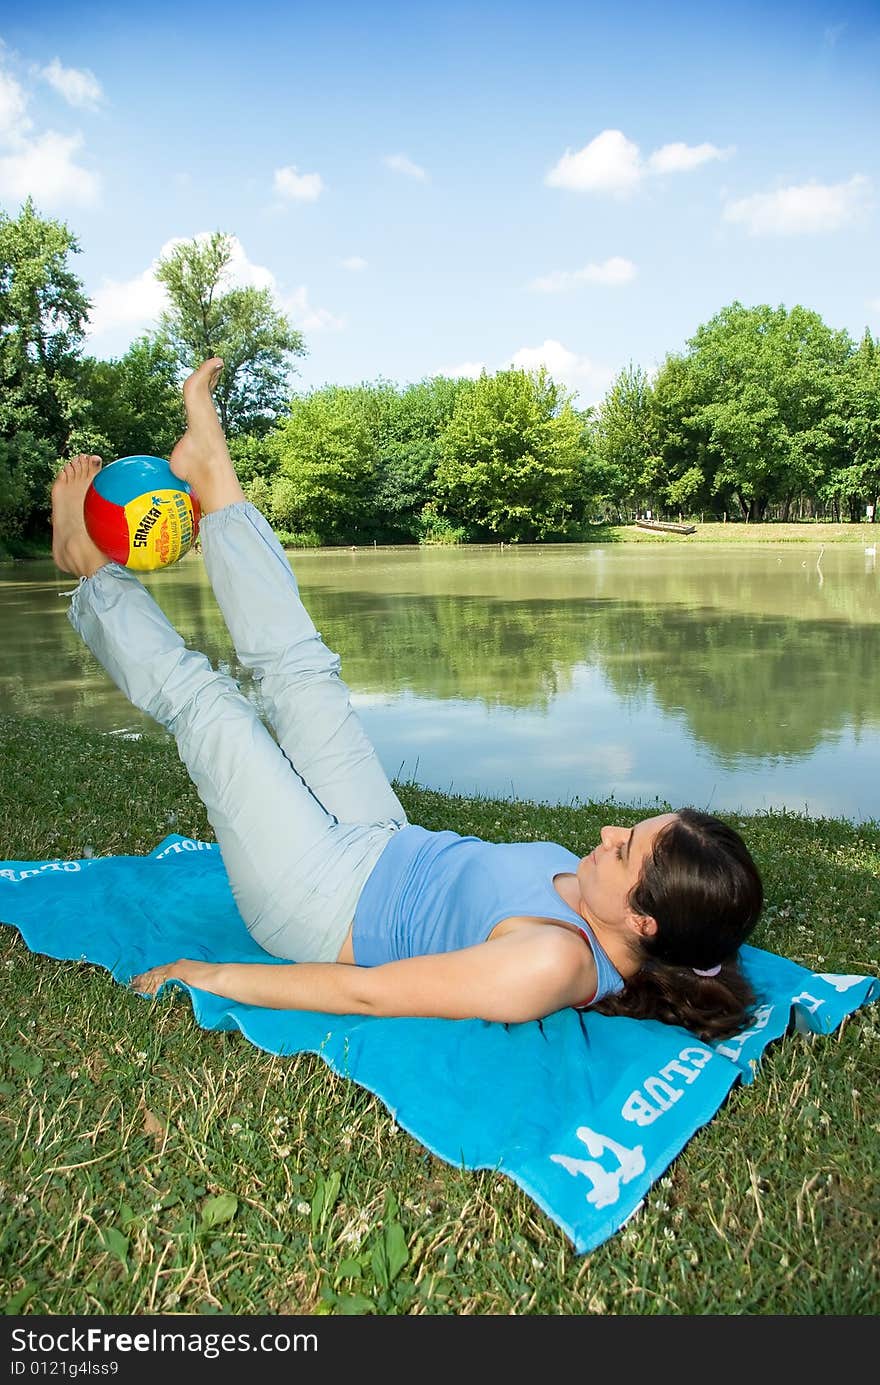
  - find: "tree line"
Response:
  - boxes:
[1,198,878,553]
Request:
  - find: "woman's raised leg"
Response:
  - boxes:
[169,359,406,830]
[51,455,393,962]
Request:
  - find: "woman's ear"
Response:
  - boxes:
[629,911,658,940]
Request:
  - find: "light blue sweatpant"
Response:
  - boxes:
[67,501,407,962]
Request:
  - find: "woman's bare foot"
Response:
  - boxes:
[51,455,109,579]
[169,357,246,515]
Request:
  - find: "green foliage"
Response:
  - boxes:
[592,362,657,517]
[266,375,474,543]
[310,1171,342,1238]
[228,429,280,485]
[0,434,56,551]
[434,368,588,540]
[371,376,471,539]
[97,1226,129,1271]
[821,329,880,521]
[70,336,185,462]
[271,385,383,541]
[200,1193,238,1229]
[414,503,468,544]
[645,354,710,518]
[318,1189,413,1313]
[154,231,305,435]
[0,198,91,542]
[653,302,854,521]
[375,435,442,535]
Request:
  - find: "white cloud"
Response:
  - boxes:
[86,233,341,343]
[868,297,880,314]
[647,141,732,173]
[215,235,276,290]
[723,174,871,235]
[87,264,168,337]
[282,285,345,332]
[546,128,733,195]
[273,164,324,201]
[0,67,31,142]
[507,340,615,406]
[436,341,615,405]
[0,54,100,208]
[0,129,100,208]
[341,255,367,271]
[39,58,103,111]
[384,153,428,181]
[529,256,637,293]
[546,129,641,195]
[438,360,486,379]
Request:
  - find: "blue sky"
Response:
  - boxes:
[1,0,878,407]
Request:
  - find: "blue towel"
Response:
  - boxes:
[2,833,877,1254]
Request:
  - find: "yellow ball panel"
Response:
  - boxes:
[123,489,197,571]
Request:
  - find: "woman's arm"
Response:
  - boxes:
[130,927,596,1024]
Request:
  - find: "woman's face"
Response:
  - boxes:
[576,812,677,936]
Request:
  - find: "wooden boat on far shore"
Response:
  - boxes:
[634,519,697,535]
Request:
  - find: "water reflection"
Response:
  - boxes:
[2,544,878,821]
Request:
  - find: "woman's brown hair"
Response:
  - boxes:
[592,808,764,1041]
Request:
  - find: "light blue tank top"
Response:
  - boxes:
[351,825,624,1008]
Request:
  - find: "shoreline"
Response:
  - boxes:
[3,518,878,564]
[2,711,878,845]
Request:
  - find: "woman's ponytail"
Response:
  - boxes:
[592,958,757,1041]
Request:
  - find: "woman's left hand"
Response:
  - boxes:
[130,961,186,995]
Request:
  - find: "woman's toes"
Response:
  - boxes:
[184,357,223,399]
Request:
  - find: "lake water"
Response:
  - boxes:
[2,542,878,823]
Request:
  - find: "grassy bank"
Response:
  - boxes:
[587,521,878,545]
[1,715,878,1315]
[4,520,877,565]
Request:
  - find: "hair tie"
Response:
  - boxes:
[692,964,722,977]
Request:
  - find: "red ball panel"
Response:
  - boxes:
[83,485,131,564]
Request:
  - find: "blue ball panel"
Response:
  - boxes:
[92,456,192,505]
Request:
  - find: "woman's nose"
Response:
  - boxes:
[600,825,620,848]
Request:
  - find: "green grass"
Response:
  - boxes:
[584,521,878,545]
[1,715,878,1315]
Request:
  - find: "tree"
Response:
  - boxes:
[650,354,721,517]
[664,302,852,521]
[155,232,305,435]
[372,376,471,539]
[592,363,657,519]
[0,198,91,543]
[433,368,586,540]
[822,329,880,521]
[71,335,185,462]
[270,386,381,541]
[263,376,476,542]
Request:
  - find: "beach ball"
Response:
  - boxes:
[84,455,200,571]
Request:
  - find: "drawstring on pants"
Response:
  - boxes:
[58,576,88,597]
